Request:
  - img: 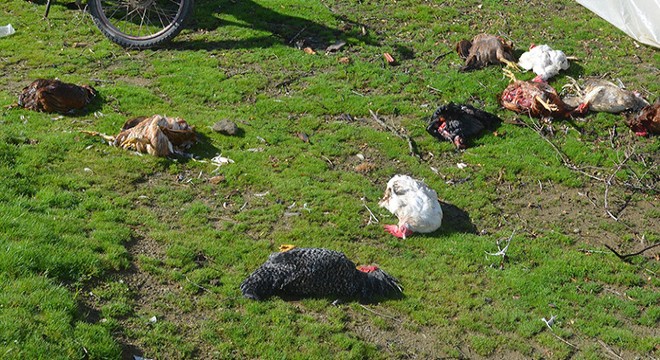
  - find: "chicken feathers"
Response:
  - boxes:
[426,103,501,149]
[518,44,569,82]
[626,101,660,136]
[500,71,576,118]
[83,115,198,157]
[240,248,402,302]
[562,77,649,114]
[18,79,96,114]
[456,34,517,72]
[379,175,443,239]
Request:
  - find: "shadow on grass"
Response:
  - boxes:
[439,201,477,234]
[188,131,222,160]
[265,292,405,305]
[172,0,380,50]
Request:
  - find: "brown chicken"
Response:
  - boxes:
[18,79,96,114]
[456,34,518,72]
[500,70,578,118]
[626,102,660,137]
[84,115,198,157]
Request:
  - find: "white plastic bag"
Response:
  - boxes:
[0,24,15,38]
[577,0,660,48]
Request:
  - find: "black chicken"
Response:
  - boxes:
[240,247,403,302]
[18,79,96,114]
[426,103,501,149]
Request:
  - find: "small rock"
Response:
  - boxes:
[212,120,239,135]
[297,132,310,143]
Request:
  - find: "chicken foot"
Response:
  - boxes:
[80,130,116,143]
[500,58,521,72]
[534,95,560,112]
[503,68,518,83]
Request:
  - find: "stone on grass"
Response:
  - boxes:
[212,120,239,135]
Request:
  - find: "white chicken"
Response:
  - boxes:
[378,175,443,239]
[518,44,569,82]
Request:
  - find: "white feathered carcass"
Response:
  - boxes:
[378,175,443,239]
[518,44,570,82]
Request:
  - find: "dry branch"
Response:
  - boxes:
[368,109,421,160]
[604,242,660,262]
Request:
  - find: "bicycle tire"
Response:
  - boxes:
[87,0,194,49]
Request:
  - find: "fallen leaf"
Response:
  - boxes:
[355,162,376,173]
[209,175,225,184]
[338,56,351,64]
[303,47,316,55]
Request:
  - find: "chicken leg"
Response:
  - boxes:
[535,96,560,112]
[500,57,521,72]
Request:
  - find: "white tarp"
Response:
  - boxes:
[577,0,660,48]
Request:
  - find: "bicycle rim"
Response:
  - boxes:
[93,0,187,41]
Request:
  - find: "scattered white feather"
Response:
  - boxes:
[211,155,235,166]
[518,44,569,81]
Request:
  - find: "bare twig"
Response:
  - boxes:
[542,315,578,349]
[578,191,599,208]
[432,50,453,64]
[288,26,308,45]
[604,148,634,221]
[361,198,379,224]
[523,120,607,182]
[368,109,421,160]
[358,304,403,323]
[185,276,213,294]
[597,339,623,360]
[486,231,515,257]
[542,315,556,329]
[604,242,660,262]
[550,331,578,349]
[486,231,515,269]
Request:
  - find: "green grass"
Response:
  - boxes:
[0,0,658,358]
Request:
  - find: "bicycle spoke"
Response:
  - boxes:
[94,0,186,41]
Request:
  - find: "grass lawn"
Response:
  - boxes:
[0,0,658,359]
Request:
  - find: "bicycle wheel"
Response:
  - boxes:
[88,0,194,49]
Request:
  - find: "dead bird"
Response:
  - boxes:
[240,247,402,303]
[562,77,649,114]
[83,114,197,157]
[518,44,570,82]
[456,34,518,72]
[426,102,501,149]
[500,69,578,119]
[379,175,443,239]
[626,101,660,136]
[17,79,96,114]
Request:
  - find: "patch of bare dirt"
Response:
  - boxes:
[494,179,659,258]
